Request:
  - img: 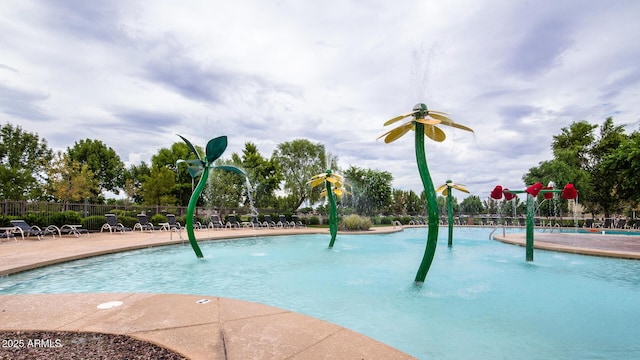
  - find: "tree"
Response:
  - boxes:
[140,166,177,206]
[0,123,53,200]
[152,142,197,206]
[45,151,98,204]
[588,117,628,217]
[206,158,245,210]
[123,161,151,204]
[67,139,125,200]
[460,195,483,214]
[342,166,393,216]
[239,142,283,209]
[601,130,640,208]
[272,139,330,211]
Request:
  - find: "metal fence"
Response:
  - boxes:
[0,200,254,232]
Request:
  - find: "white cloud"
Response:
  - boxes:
[1,0,639,201]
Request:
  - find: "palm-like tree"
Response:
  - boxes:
[379,103,473,283]
[177,135,247,258]
[308,169,350,248]
[436,180,469,247]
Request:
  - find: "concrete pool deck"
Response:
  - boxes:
[492,229,640,260]
[0,225,414,359]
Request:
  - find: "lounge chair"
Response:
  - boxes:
[160,214,181,231]
[226,215,240,229]
[10,219,57,240]
[584,219,594,228]
[100,214,131,234]
[208,214,224,230]
[291,215,306,228]
[602,218,613,228]
[59,224,89,237]
[133,214,155,232]
[249,215,263,229]
[277,215,293,228]
[192,216,204,230]
[615,219,627,229]
[263,215,277,228]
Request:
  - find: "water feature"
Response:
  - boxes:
[1,227,639,359]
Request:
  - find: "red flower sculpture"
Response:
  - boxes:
[562,183,578,199]
[542,186,554,199]
[490,185,503,200]
[526,182,543,197]
[503,189,517,201]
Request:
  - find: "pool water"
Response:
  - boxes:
[1,227,639,359]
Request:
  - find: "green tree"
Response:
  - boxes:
[123,161,151,204]
[206,158,245,210]
[588,117,628,217]
[67,139,125,200]
[272,139,330,211]
[343,166,393,216]
[45,151,98,203]
[459,195,483,214]
[140,166,177,206]
[152,142,197,206]
[601,130,640,208]
[239,142,283,209]
[0,123,53,200]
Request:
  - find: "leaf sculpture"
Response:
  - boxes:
[308,169,350,248]
[177,135,247,258]
[378,103,473,284]
[436,180,469,247]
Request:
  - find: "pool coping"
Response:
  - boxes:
[0,225,415,359]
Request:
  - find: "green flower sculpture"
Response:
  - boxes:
[436,180,469,247]
[177,135,247,258]
[308,169,350,248]
[378,103,473,283]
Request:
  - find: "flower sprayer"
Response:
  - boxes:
[378,103,473,284]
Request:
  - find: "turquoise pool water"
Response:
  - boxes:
[1,227,639,359]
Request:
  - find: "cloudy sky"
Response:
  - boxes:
[2,0,639,200]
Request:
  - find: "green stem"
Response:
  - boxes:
[414,122,439,284]
[327,181,338,248]
[526,194,534,261]
[186,167,208,258]
[447,191,453,247]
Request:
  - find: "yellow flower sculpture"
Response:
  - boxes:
[308,170,350,248]
[436,180,470,247]
[378,103,473,283]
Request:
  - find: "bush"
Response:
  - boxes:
[307,216,320,226]
[48,211,83,227]
[379,216,392,225]
[340,214,372,231]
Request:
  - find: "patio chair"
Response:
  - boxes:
[58,224,89,237]
[263,215,277,228]
[160,214,181,231]
[615,219,627,229]
[602,218,613,228]
[192,216,204,230]
[100,214,131,234]
[208,214,224,230]
[584,219,594,228]
[133,214,155,232]
[291,215,306,228]
[249,215,263,229]
[226,214,240,229]
[277,215,293,228]
[10,219,57,240]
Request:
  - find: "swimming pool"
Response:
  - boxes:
[1,227,639,359]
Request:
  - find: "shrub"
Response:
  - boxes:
[307,216,320,226]
[340,214,372,231]
[380,216,392,225]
